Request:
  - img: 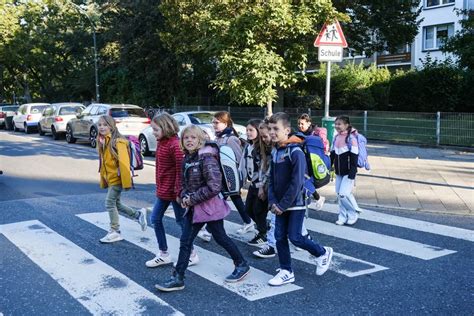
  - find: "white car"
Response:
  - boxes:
[38,103,85,140]
[12,103,50,134]
[139,111,247,156]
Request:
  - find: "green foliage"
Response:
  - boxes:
[442,10,474,70]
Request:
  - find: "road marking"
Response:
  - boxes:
[166,211,388,278]
[316,204,474,242]
[0,220,181,316]
[77,212,302,301]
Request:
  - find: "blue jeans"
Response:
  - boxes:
[275,209,326,272]
[175,210,246,276]
[335,175,359,223]
[150,197,185,252]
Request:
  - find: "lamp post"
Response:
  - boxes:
[70,3,100,102]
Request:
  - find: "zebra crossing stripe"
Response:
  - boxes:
[317,204,474,242]
[0,220,182,316]
[77,212,302,301]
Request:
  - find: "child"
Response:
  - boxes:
[97,115,147,243]
[146,113,199,268]
[155,125,250,292]
[212,111,255,234]
[330,115,360,226]
[240,119,268,246]
[267,112,333,286]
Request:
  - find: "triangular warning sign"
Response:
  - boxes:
[314,19,348,48]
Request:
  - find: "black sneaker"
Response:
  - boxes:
[225,262,250,283]
[247,234,267,247]
[155,273,185,292]
[253,245,276,258]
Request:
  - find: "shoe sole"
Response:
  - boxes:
[224,269,250,283]
[253,253,276,259]
[268,277,295,286]
[247,241,267,247]
[100,237,124,243]
[155,284,185,292]
[316,248,333,276]
[146,261,172,268]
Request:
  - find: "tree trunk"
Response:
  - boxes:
[266,99,273,117]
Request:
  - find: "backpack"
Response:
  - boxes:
[313,127,329,154]
[338,131,370,171]
[126,135,144,171]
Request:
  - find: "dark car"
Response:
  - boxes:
[0,104,20,130]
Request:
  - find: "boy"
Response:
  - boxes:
[267,112,333,286]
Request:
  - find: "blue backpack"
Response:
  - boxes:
[334,131,370,171]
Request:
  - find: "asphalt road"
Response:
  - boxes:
[1,130,473,315]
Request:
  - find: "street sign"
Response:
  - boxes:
[314,19,348,48]
[318,45,343,62]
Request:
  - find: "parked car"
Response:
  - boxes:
[0,104,19,130]
[138,111,247,156]
[38,103,85,140]
[66,103,150,148]
[12,103,50,133]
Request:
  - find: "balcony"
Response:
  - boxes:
[377,52,411,66]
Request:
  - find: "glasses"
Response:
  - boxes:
[211,120,221,125]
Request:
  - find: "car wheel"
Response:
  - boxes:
[24,123,30,134]
[13,122,17,132]
[51,126,59,140]
[139,135,151,156]
[90,127,97,148]
[38,124,45,136]
[66,125,76,143]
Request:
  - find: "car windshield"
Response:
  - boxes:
[188,112,214,124]
[110,108,146,118]
[31,105,47,113]
[2,106,18,111]
[59,106,83,115]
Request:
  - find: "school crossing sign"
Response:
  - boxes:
[314,19,347,62]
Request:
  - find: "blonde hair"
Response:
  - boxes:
[97,115,127,161]
[259,120,272,172]
[180,125,207,153]
[152,112,179,138]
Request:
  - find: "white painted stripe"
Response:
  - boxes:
[166,211,388,278]
[77,212,302,301]
[0,220,181,316]
[316,204,474,242]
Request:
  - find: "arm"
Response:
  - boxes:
[277,148,305,211]
[188,155,222,206]
[172,142,184,197]
[117,141,132,189]
[268,159,277,207]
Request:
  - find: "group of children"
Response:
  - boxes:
[95,110,361,291]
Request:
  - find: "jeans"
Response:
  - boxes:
[267,213,309,249]
[244,186,268,235]
[335,175,358,223]
[175,210,246,276]
[150,197,185,252]
[105,185,137,231]
[275,209,326,272]
[231,194,252,224]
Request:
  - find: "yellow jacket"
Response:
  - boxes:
[99,135,132,189]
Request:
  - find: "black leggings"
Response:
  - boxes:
[245,186,268,235]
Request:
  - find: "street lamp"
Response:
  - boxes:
[70,3,100,102]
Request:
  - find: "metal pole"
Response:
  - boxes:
[436,111,441,145]
[324,61,331,118]
[364,110,368,135]
[92,30,100,102]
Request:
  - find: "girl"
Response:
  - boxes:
[155,125,250,292]
[97,115,147,243]
[212,111,255,234]
[146,113,199,268]
[330,115,359,226]
[240,119,268,246]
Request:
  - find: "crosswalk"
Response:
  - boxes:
[1,205,472,315]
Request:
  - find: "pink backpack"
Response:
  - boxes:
[313,127,329,154]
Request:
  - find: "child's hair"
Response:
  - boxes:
[214,111,239,136]
[179,125,207,153]
[246,119,262,144]
[335,115,353,143]
[97,115,126,161]
[268,112,291,128]
[258,119,272,172]
[152,112,179,139]
[298,113,312,123]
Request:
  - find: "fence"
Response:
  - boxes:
[170,105,474,147]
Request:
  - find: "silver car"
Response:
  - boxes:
[66,103,150,148]
[38,103,85,140]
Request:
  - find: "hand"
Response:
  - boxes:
[182,196,192,208]
[258,188,267,200]
[271,204,283,215]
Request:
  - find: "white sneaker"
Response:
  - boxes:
[268,269,295,286]
[314,196,325,210]
[346,216,358,226]
[197,230,212,242]
[100,230,124,243]
[315,247,333,276]
[173,251,200,267]
[236,220,255,234]
[146,253,172,268]
[137,208,148,231]
[335,219,346,226]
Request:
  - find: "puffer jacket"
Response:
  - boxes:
[155,135,184,200]
[99,135,132,189]
[181,145,222,206]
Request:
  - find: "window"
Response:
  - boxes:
[97,106,107,115]
[173,114,186,126]
[59,106,84,115]
[110,108,146,118]
[89,106,99,115]
[423,24,454,50]
[426,0,454,8]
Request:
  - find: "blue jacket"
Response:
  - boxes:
[268,137,306,212]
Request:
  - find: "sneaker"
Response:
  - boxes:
[247,234,267,247]
[197,229,212,242]
[173,251,200,267]
[347,216,358,226]
[225,263,250,283]
[295,234,312,251]
[268,269,295,286]
[137,208,148,231]
[253,245,276,258]
[335,219,346,226]
[146,253,172,268]
[100,230,124,243]
[314,196,326,210]
[155,273,185,292]
[315,246,333,276]
[236,220,255,234]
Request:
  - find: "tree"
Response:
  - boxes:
[442,9,474,70]
[160,2,341,115]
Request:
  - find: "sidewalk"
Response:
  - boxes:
[318,142,474,215]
